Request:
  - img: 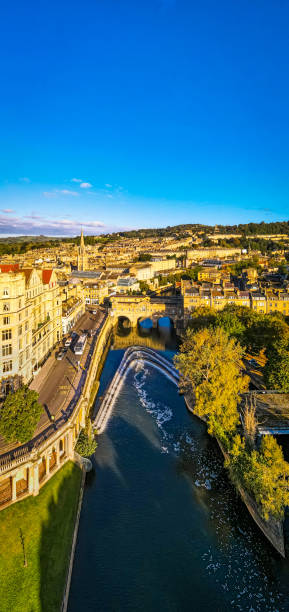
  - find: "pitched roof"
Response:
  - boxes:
[21,269,34,283]
[0,264,19,273]
[42,270,53,284]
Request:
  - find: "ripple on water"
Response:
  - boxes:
[132,362,288,612]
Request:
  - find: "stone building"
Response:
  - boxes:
[0,265,62,389]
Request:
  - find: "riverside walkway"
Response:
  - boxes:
[93,346,179,433]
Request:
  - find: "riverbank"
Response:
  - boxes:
[184,394,286,557]
[0,461,82,612]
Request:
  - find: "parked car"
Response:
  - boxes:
[64,337,72,347]
[92,310,97,315]
[56,350,65,360]
[249,358,260,368]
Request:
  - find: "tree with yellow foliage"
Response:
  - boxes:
[174,327,249,444]
[244,435,289,521]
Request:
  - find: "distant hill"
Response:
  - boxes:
[115,220,289,239]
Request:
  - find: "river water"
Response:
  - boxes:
[68,321,289,612]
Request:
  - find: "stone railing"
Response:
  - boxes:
[0,314,113,511]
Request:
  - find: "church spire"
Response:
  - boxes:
[80,228,85,250]
[77,229,88,271]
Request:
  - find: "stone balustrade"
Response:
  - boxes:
[0,314,113,511]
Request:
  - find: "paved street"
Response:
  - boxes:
[0,307,106,456]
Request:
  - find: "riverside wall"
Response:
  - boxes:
[0,315,113,511]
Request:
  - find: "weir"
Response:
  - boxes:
[93,347,179,433]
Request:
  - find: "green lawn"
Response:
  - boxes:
[0,461,82,612]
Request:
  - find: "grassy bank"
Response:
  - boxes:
[0,461,82,612]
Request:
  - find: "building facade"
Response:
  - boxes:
[0,266,62,389]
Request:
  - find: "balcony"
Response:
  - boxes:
[32,314,50,335]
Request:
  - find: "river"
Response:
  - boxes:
[68,320,289,612]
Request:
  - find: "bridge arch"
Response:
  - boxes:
[156,315,174,328]
[116,316,132,335]
[137,316,153,329]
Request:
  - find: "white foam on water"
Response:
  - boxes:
[133,366,174,446]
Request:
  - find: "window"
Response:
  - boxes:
[2,329,12,341]
[3,360,12,373]
[3,316,10,325]
[3,288,9,297]
[19,338,22,350]
[19,312,22,321]
[2,344,12,357]
[3,303,10,312]
[18,325,22,336]
[25,321,28,331]
[19,299,22,308]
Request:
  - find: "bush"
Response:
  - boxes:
[75,429,97,457]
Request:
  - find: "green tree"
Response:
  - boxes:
[243,435,289,520]
[174,327,249,443]
[225,433,250,484]
[138,253,152,262]
[247,314,289,355]
[75,429,97,457]
[188,306,216,331]
[0,386,43,443]
[264,348,289,391]
[139,281,150,293]
[215,308,246,342]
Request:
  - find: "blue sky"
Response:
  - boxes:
[0,0,289,235]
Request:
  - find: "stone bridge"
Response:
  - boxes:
[110,294,184,330]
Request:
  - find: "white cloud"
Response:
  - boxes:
[19,177,31,183]
[80,182,92,189]
[0,213,108,236]
[59,189,79,196]
[105,183,112,188]
[1,208,15,213]
[71,178,82,183]
[43,189,79,198]
[43,191,57,198]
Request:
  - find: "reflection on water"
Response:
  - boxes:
[113,317,179,351]
[69,351,289,612]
